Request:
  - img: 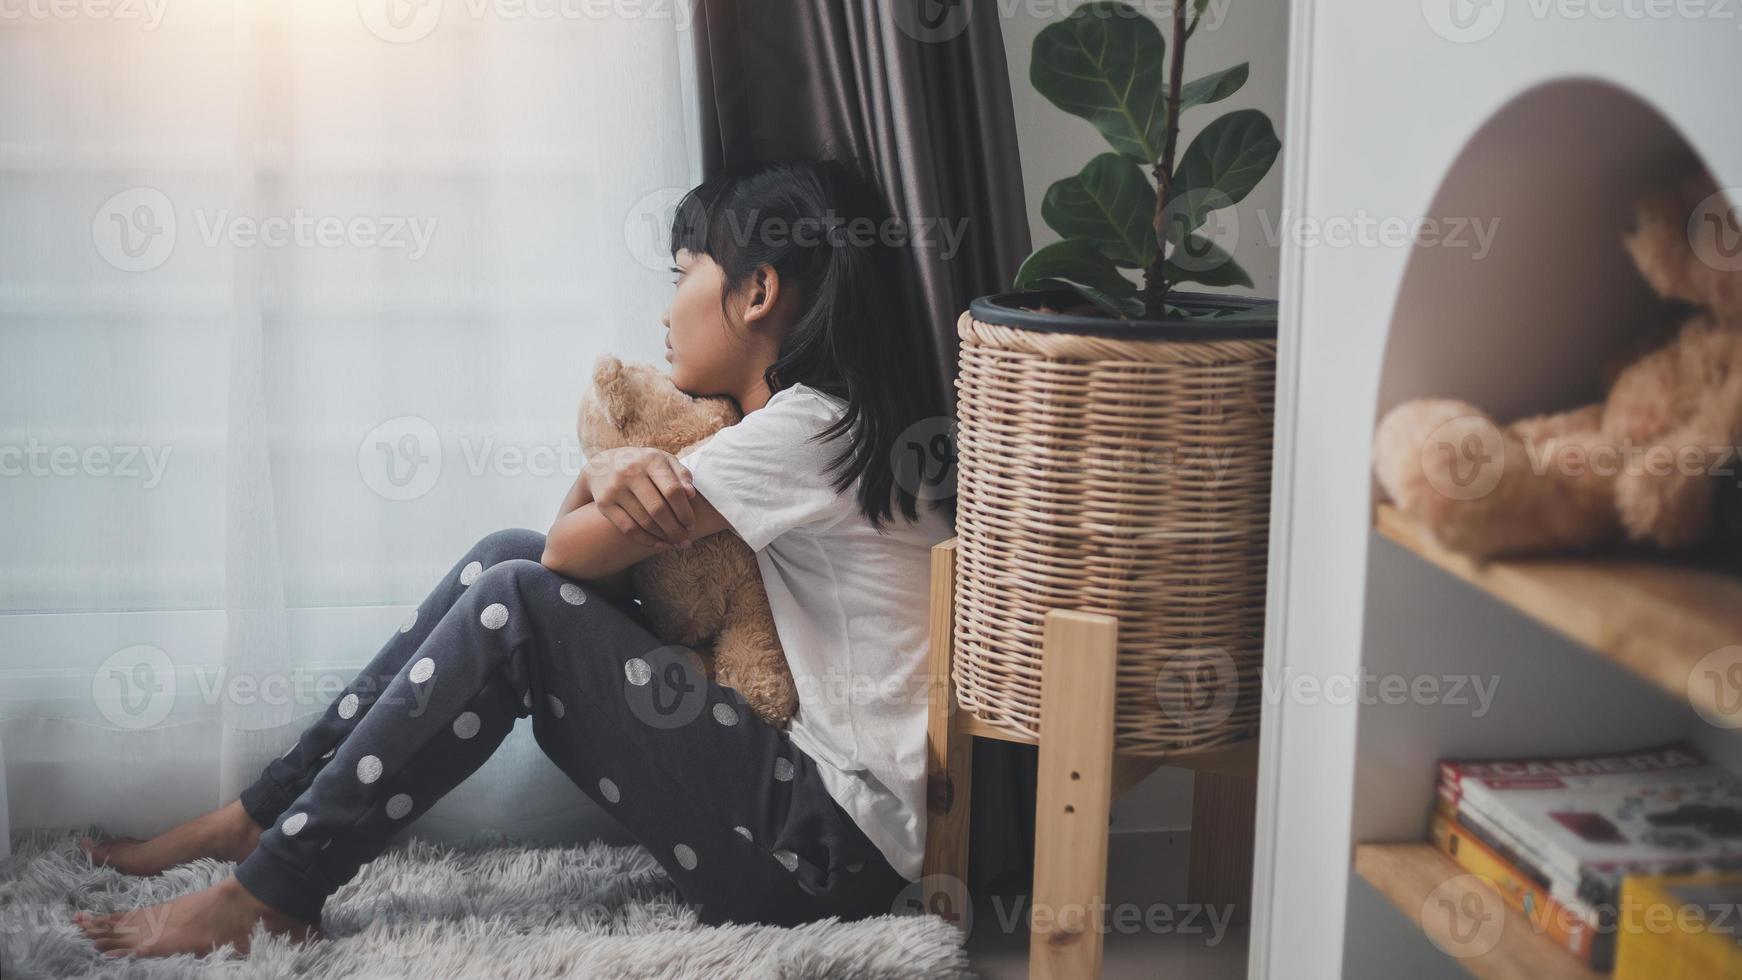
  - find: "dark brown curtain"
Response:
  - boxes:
[691,0,1038,895]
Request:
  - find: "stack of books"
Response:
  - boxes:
[1432,742,1742,972]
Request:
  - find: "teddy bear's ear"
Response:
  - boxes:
[591,354,635,431]
[592,353,624,391]
[1625,173,1742,315]
[1680,176,1742,316]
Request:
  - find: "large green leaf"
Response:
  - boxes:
[1041,153,1158,268]
[1177,63,1248,114]
[1164,235,1252,288]
[1168,109,1281,235]
[1030,1,1168,164]
[1016,238,1144,319]
[1015,238,1138,299]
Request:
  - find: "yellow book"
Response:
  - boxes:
[1615,872,1742,980]
[1429,809,1605,968]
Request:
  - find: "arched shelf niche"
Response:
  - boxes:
[1374,76,1717,434]
[1347,76,1734,845]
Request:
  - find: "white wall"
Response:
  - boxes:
[997,1,1292,833]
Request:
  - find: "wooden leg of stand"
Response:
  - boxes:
[1186,771,1257,926]
[921,540,972,931]
[1029,610,1118,980]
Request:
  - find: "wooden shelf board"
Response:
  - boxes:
[1353,843,1603,980]
[1375,504,1742,717]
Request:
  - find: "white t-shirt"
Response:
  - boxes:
[678,382,953,881]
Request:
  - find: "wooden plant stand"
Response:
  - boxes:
[922,538,1259,979]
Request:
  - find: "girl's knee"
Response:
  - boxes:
[469,527,545,564]
[469,557,547,595]
[469,558,586,617]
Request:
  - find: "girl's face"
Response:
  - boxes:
[661,248,767,400]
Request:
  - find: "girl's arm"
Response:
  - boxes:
[553,472,591,520]
[549,473,633,594]
[540,496,730,581]
[542,446,731,581]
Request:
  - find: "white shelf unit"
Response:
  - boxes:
[1253,4,1742,978]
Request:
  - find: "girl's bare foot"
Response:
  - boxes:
[79,800,264,876]
[73,874,317,958]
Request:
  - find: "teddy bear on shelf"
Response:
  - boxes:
[1374,174,1742,560]
[577,354,798,727]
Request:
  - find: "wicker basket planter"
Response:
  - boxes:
[951,290,1279,757]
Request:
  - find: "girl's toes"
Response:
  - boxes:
[80,836,140,865]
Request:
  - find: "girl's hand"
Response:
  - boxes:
[583,446,697,549]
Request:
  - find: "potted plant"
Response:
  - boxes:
[1006,0,1280,322]
[947,0,1278,758]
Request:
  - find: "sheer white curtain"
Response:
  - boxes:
[0,0,700,844]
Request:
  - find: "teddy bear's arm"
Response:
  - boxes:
[1375,399,1621,558]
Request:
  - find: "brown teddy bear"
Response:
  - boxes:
[1374,174,1742,559]
[577,355,798,727]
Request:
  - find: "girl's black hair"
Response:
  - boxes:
[669,158,953,530]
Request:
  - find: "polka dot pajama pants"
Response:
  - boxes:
[233,527,909,929]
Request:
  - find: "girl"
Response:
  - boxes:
[74,159,957,957]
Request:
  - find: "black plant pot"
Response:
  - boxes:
[969,288,1279,341]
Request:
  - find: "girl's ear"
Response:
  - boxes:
[740,264,782,326]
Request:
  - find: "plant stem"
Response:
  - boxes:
[1144,0,1190,315]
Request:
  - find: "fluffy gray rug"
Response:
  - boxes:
[0,830,971,979]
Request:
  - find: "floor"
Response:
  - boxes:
[962,830,1250,979]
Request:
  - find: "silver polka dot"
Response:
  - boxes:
[357,755,383,784]
[522,691,532,710]
[712,703,739,726]
[547,695,566,718]
[598,777,620,803]
[773,757,795,782]
[847,861,865,873]
[281,812,307,836]
[559,583,586,605]
[399,609,418,633]
[452,711,481,739]
[734,826,753,842]
[337,693,359,720]
[408,657,435,684]
[624,657,652,686]
[460,560,483,586]
[480,603,509,630]
[773,849,799,872]
[673,843,697,871]
[322,748,336,760]
[385,794,414,819]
